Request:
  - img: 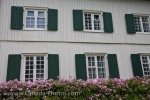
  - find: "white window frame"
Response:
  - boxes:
[23,8,47,30]
[134,14,150,34]
[85,53,109,79]
[20,54,48,81]
[140,55,150,77]
[83,11,104,32]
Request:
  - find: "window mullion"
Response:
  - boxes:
[35,11,38,29]
[24,11,27,29]
[148,56,150,72]
[95,56,98,79]
[86,56,89,79]
[140,56,145,76]
[33,56,36,81]
[83,13,85,31]
[44,56,46,80]
[148,17,150,32]
[44,12,47,29]
[100,13,103,31]
[146,56,149,76]
[92,14,94,31]
[104,55,107,78]
[92,57,94,79]
[140,17,144,32]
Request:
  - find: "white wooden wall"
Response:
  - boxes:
[1,41,150,81]
[0,0,150,44]
[0,0,150,81]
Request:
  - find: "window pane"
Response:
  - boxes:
[37,11,45,28]
[26,57,29,60]
[26,61,29,65]
[97,56,106,78]
[141,56,150,76]
[88,57,95,66]
[26,17,35,28]
[41,61,44,64]
[26,10,46,29]
[37,18,45,28]
[24,55,45,81]
[92,68,96,78]
[87,55,106,79]
[134,16,142,32]
[41,56,44,60]
[142,16,150,32]
[84,13,92,30]
[25,56,34,81]
[41,65,44,69]
[94,15,101,30]
[37,56,41,60]
[27,11,34,16]
[36,56,45,80]
[25,75,29,78]
[37,65,40,69]
[88,68,96,79]
[38,12,44,17]
[25,70,29,74]
[98,68,105,78]
[37,61,40,64]
[30,65,33,69]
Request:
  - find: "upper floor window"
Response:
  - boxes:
[86,54,107,79]
[83,12,103,32]
[10,6,58,31]
[134,15,150,33]
[24,9,47,30]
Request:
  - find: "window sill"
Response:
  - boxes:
[83,30,104,33]
[23,28,47,31]
[136,32,150,35]
[87,78,109,80]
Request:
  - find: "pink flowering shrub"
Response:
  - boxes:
[1,77,150,99]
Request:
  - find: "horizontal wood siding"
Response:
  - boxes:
[1,41,150,81]
[0,0,150,44]
[0,0,150,81]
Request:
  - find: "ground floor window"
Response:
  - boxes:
[86,54,107,79]
[140,55,150,76]
[22,54,48,81]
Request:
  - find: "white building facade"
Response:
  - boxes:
[0,0,150,82]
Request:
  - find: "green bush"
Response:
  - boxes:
[1,77,150,99]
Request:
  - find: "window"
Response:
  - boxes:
[11,6,58,30]
[24,9,47,30]
[22,55,48,81]
[83,12,103,32]
[134,15,150,33]
[86,54,107,79]
[140,55,150,76]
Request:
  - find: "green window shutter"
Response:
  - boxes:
[11,6,23,30]
[48,9,58,31]
[103,12,114,33]
[6,54,21,81]
[125,14,136,34]
[131,54,143,77]
[73,10,83,31]
[107,54,120,78]
[75,54,87,80]
[48,54,59,79]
